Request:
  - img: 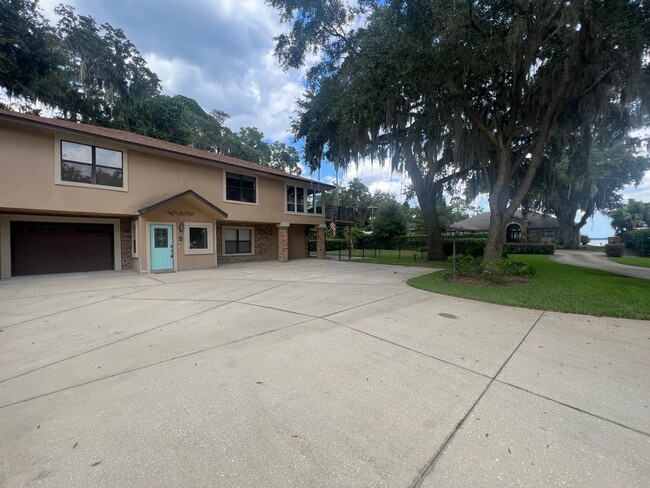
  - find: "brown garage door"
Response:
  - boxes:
[11,221,114,276]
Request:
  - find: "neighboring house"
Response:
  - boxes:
[450,211,560,243]
[0,109,334,279]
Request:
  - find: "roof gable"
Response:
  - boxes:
[139,190,228,219]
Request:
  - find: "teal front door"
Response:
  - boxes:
[150,224,174,271]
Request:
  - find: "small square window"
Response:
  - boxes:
[189,227,208,250]
[184,223,213,255]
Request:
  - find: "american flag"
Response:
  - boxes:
[329,219,337,234]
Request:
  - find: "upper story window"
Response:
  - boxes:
[225,172,257,204]
[287,184,323,214]
[61,141,123,188]
[307,188,323,214]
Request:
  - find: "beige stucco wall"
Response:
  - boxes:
[0,120,330,276]
[288,224,308,259]
[0,121,327,228]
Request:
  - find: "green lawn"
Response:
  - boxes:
[407,254,650,319]
[610,256,650,268]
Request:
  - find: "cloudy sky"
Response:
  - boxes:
[38,0,649,238]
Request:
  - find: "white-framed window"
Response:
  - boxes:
[223,227,254,255]
[307,188,323,214]
[543,229,556,239]
[60,140,124,188]
[225,172,257,204]
[131,220,139,258]
[184,222,214,255]
[286,184,323,214]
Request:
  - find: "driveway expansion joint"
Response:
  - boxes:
[409,310,546,488]
[493,379,650,438]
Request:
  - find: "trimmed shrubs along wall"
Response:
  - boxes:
[503,243,555,255]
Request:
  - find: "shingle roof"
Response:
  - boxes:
[451,211,559,231]
[0,108,335,190]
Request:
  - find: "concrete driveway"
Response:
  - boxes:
[552,250,650,279]
[0,260,648,487]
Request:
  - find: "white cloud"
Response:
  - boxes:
[622,170,650,202]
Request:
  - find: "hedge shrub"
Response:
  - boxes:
[604,244,625,257]
[504,243,555,255]
[443,237,486,257]
[326,238,349,251]
[626,229,650,257]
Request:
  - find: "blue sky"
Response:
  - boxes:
[38,0,649,238]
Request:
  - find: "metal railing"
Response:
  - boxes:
[325,204,354,222]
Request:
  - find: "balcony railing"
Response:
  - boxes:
[325,204,354,223]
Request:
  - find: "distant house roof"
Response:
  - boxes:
[451,211,559,231]
[0,108,335,190]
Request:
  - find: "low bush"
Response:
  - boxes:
[580,234,591,246]
[445,254,482,279]
[504,243,555,255]
[604,244,625,257]
[445,255,536,283]
[500,259,536,278]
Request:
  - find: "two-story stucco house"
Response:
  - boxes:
[0,109,334,279]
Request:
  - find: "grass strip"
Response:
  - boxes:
[407,255,650,319]
[609,256,650,268]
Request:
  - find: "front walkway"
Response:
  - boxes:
[552,249,650,279]
[0,260,648,487]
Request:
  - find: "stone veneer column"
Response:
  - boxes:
[277,223,290,263]
[317,224,326,259]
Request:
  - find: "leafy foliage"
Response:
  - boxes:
[626,230,650,257]
[444,254,536,283]
[609,199,650,235]
[269,0,649,263]
[0,0,64,106]
[372,199,407,241]
[605,244,625,257]
[0,1,306,175]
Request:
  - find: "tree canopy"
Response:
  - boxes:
[268,0,650,260]
[0,0,304,175]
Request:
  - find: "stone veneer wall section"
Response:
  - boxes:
[317,225,326,259]
[277,224,289,263]
[217,223,274,263]
[120,217,132,270]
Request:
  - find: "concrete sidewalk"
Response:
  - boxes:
[0,260,648,487]
[552,249,650,279]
